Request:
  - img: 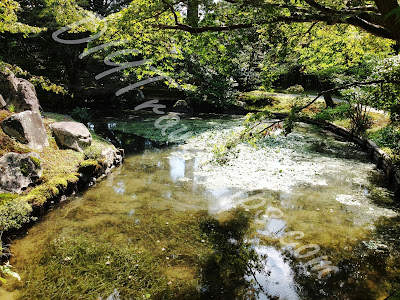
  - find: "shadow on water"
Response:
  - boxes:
[286,214,400,300]
[199,210,267,300]
[90,119,169,154]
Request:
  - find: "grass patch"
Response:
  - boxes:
[240,91,326,113]
[0,198,34,232]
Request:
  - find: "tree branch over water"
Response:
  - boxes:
[156,0,400,41]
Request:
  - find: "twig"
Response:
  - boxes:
[258,120,281,134]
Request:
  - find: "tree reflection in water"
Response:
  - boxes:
[199,209,269,300]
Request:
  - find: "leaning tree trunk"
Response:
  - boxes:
[318,76,335,108]
[374,0,400,41]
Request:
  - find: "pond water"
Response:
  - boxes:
[1,113,399,300]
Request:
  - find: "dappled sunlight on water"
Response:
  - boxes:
[2,119,399,299]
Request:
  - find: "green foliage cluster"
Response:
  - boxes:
[0,0,42,34]
[0,261,20,284]
[83,145,102,160]
[368,56,400,121]
[0,62,68,96]
[69,107,91,124]
[0,199,34,232]
[370,126,400,157]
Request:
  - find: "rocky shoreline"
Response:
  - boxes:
[0,68,125,246]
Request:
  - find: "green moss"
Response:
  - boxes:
[79,159,99,169]
[20,163,29,177]
[48,177,68,190]
[29,156,41,168]
[65,173,80,184]
[0,193,18,203]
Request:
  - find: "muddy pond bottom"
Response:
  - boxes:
[2,122,400,300]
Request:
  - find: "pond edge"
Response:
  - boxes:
[272,112,400,198]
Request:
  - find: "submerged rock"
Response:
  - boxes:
[0,152,42,194]
[50,121,92,152]
[1,111,49,150]
[0,68,41,113]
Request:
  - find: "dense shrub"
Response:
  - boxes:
[371,126,400,155]
[314,103,351,121]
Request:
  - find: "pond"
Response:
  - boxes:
[1,113,399,300]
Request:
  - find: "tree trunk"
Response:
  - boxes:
[318,76,335,108]
[187,0,199,27]
[374,0,400,41]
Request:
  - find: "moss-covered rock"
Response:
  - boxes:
[0,152,43,194]
[0,112,123,233]
[78,159,101,174]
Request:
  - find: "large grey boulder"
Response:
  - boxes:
[50,121,92,152]
[1,111,49,150]
[0,152,42,194]
[0,69,40,113]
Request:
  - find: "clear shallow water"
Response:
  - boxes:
[1,116,400,300]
